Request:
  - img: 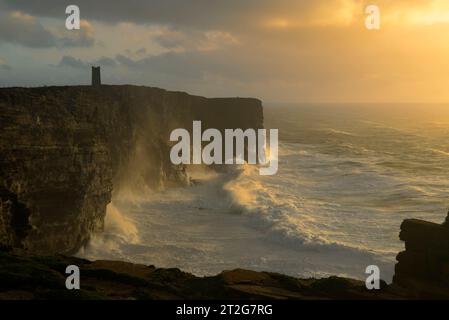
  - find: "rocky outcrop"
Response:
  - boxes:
[392,214,449,299]
[5,209,449,300]
[0,249,399,300]
[0,85,263,255]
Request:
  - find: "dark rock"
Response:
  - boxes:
[0,250,399,300]
[392,213,449,298]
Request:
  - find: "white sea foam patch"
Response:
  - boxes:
[104,203,139,244]
[77,203,139,261]
[428,148,449,157]
[222,161,377,256]
[77,157,392,281]
[324,128,357,137]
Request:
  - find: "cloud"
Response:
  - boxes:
[114,47,276,82]
[57,20,95,47]
[0,11,57,48]
[115,51,218,80]
[58,56,87,68]
[0,0,359,30]
[135,48,147,55]
[5,0,449,32]
[0,58,11,70]
[0,0,262,27]
[57,55,116,69]
[2,0,449,102]
[0,10,95,48]
[153,29,238,52]
[95,56,117,67]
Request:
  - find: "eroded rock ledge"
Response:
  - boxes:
[0,85,263,254]
[0,249,397,300]
[392,215,449,298]
[2,214,449,300]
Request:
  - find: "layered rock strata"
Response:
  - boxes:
[0,85,263,254]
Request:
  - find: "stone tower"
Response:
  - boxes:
[91,66,101,87]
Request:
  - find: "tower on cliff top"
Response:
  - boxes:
[91,66,101,87]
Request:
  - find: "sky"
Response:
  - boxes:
[0,0,449,103]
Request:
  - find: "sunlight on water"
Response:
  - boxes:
[79,104,449,283]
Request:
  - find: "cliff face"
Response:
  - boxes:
[0,85,263,254]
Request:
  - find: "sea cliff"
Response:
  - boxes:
[0,85,263,254]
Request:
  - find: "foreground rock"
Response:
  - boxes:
[392,216,449,298]
[0,250,399,300]
[2,214,449,299]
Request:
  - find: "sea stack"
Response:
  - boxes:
[393,213,449,298]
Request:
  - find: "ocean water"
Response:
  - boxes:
[78,104,449,282]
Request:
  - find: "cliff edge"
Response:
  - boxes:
[0,85,263,254]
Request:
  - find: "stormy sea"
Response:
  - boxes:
[79,104,449,282]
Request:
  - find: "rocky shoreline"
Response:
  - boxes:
[2,214,449,300]
[0,248,396,300]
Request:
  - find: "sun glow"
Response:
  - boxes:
[265,18,292,29]
[374,0,449,26]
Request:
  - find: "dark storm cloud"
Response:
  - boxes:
[0,0,317,29]
[0,12,57,48]
[0,10,95,48]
